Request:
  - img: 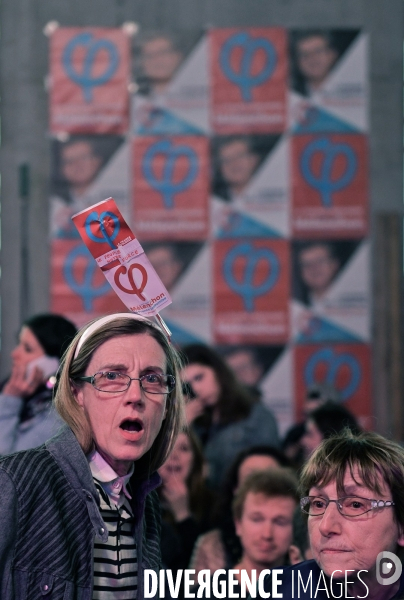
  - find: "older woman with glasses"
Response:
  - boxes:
[0,313,185,600]
[260,428,404,600]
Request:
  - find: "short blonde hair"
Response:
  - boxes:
[54,316,185,475]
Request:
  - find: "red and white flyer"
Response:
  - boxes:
[72,198,172,322]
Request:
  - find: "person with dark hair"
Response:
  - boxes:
[261,429,404,599]
[214,136,260,201]
[190,445,291,577]
[181,344,279,488]
[293,30,338,96]
[297,242,341,308]
[0,312,185,598]
[0,313,77,454]
[301,401,361,459]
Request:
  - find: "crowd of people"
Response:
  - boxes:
[0,310,402,600]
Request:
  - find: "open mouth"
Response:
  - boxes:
[120,419,143,432]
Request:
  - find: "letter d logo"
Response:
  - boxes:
[376,551,402,585]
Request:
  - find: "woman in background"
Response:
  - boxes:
[181,344,280,489]
[0,313,77,454]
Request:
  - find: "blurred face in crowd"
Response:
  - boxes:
[301,419,324,459]
[297,35,337,88]
[141,37,182,86]
[60,141,102,192]
[308,468,404,585]
[238,455,281,488]
[299,244,340,297]
[236,492,296,570]
[225,349,263,387]
[181,363,221,408]
[147,245,183,291]
[159,432,193,483]
[12,327,45,369]
[218,140,260,194]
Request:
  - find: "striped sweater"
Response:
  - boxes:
[0,425,161,600]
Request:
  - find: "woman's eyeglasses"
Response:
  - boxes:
[76,371,175,395]
[300,495,395,517]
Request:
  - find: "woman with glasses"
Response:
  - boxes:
[0,312,185,600]
[259,428,404,599]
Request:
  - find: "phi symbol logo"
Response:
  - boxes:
[64,245,110,312]
[142,139,199,209]
[304,347,361,401]
[114,264,148,301]
[219,31,277,102]
[223,242,280,312]
[300,137,357,207]
[84,211,120,249]
[62,32,120,103]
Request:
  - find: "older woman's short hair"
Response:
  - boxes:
[54,316,185,475]
[233,469,299,522]
[299,428,404,531]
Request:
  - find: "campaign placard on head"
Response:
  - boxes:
[210,27,288,134]
[72,198,172,319]
[49,27,130,135]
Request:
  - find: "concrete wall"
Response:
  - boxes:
[1,0,403,434]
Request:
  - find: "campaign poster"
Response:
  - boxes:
[50,239,126,327]
[291,133,369,238]
[294,343,372,428]
[50,27,130,135]
[49,135,127,239]
[288,29,368,132]
[133,136,210,241]
[213,238,290,344]
[291,239,370,342]
[132,31,209,135]
[210,28,288,134]
[211,134,289,239]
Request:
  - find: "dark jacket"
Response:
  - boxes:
[0,425,161,599]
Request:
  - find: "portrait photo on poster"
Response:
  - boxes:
[133,29,202,98]
[142,241,203,292]
[211,134,280,202]
[50,135,125,239]
[291,239,361,308]
[288,29,360,97]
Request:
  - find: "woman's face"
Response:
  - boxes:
[11,326,45,368]
[302,418,324,458]
[75,334,168,476]
[181,363,220,408]
[159,432,194,482]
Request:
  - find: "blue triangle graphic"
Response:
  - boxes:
[295,315,362,344]
[293,106,359,134]
[135,107,204,135]
[217,211,282,239]
[165,320,204,346]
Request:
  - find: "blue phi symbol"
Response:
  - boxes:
[223,242,280,312]
[219,31,277,102]
[62,32,120,103]
[64,245,111,312]
[304,347,361,401]
[142,139,199,209]
[300,137,357,207]
[84,211,120,250]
